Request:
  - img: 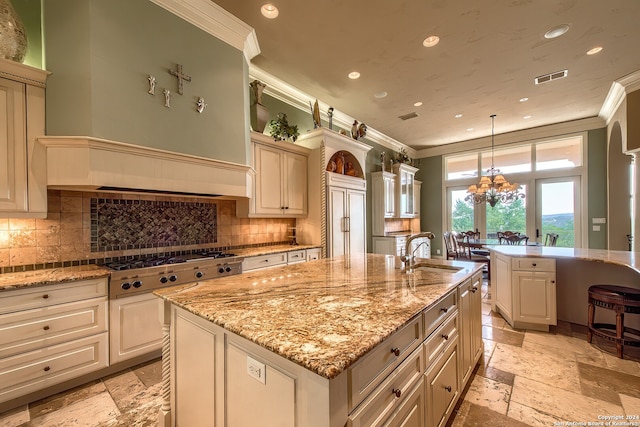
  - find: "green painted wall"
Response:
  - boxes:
[587,128,608,249]
[43,0,249,165]
[416,156,443,255]
[11,0,43,69]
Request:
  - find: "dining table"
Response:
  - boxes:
[461,238,541,248]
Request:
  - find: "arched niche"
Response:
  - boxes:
[326,150,364,178]
[608,121,633,250]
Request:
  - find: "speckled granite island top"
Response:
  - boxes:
[0,265,111,292]
[490,246,640,274]
[154,254,482,379]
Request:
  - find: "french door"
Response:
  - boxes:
[535,177,581,247]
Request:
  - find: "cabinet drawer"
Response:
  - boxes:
[0,332,108,404]
[0,278,108,315]
[424,311,458,368]
[426,341,459,427]
[306,248,321,261]
[242,253,287,271]
[348,346,423,427]
[0,297,107,359]
[423,291,457,337]
[511,258,555,272]
[287,250,306,264]
[348,315,422,411]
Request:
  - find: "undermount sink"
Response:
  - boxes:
[410,263,464,273]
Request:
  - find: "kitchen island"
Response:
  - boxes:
[154,253,484,427]
[490,246,640,331]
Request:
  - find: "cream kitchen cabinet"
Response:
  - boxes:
[413,180,421,218]
[328,183,366,257]
[392,163,418,218]
[372,234,431,259]
[371,171,396,236]
[242,248,322,272]
[306,247,321,261]
[492,253,557,331]
[458,272,483,387]
[0,277,109,405]
[0,59,48,218]
[237,132,309,218]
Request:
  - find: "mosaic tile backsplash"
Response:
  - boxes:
[92,198,217,251]
[0,190,295,273]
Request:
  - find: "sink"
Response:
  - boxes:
[410,263,464,273]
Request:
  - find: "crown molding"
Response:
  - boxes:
[599,69,640,125]
[150,0,260,62]
[249,65,416,159]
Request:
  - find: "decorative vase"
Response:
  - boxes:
[0,0,27,63]
[250,102,269,133]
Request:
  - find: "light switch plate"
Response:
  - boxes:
[593,225,601,231]
[247,356,266,384]
[592,218,606,224]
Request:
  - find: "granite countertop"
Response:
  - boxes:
[232,244,321,258]
[490,246,640,274]
[0,265,111,292]
[155,254,482,379]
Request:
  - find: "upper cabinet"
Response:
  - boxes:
[371,171,395,236]
[392,163,419,218]
[0,59,48,218]
[237,132,309,218]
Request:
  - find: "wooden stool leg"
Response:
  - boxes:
[587,302,595,343]
[616,308,624,359]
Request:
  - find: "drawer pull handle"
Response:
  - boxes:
[43,325,50,331]
[444,385,452,392]
[390,347,400,357]
[442,334,449,340]
[392,388,402,398]
[42,294,49,299]
[471,287,478,293]
[440,307,448,313]
[44,366,51,372]
[551,280,555,283]
[532,263,537,267]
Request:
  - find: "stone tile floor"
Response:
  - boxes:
[1,280,639,426]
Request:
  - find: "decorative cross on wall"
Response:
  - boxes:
[169,64,191,95]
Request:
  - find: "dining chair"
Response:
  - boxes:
[455,233,491,279]
[504,234,529,245]
[462,230,480,239]
[544,233,559,247]
[497,231,520,244]
[443,231,458,260]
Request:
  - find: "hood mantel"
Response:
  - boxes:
[38,136,252,198]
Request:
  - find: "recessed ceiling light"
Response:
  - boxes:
[523,115,532,119]
[467,128,474,132]
[454,114,462,118]
[422,35,440,47]
[520,97,529,102]
[260,3,279,19]
[544,24,570,39]
[348,71,360,80]
[374,91,388,99]
[414,101,423,107]
[587,46,603,55]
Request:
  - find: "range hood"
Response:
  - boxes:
[37,136,252,198]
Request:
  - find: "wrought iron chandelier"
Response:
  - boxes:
[465,114,524,208]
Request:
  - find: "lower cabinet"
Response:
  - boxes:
[0,277,109,405]
[458,273,483,386]
[425,341,459,427]
[242,248,322,272]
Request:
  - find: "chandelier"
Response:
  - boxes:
[465,114,524,208]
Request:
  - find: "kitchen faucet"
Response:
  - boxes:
[402,232,435,272]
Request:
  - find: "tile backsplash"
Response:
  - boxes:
[0,190,294,272]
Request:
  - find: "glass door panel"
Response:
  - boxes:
[485,185,527,239]
[535,178,580,247]
[449,188,474,232]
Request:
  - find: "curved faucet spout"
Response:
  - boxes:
[404,232,435,272]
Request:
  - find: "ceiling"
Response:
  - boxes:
[212,0,640,150]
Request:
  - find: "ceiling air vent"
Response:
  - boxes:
[398,112,419,121]
[534,69,568,85]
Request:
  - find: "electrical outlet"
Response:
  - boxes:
[247,356,266,384]
[436,249,441,255]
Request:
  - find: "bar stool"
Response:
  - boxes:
[587,285,640,358]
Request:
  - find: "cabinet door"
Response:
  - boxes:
[347,189,366,255]
[383,379,424,427]
[110,293,162,364]
[458,279,473,386]
[413,180,421,218]
[470,273,483,364]
[0,77,27,213]
[493,253,512,321]
[512,271,556,325]
[283,151,307,215]
[328,186,347,257]
[255,144,285,215]
[384,174,395,218]
[425,342,459,427]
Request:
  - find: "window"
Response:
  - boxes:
[535,137,582,171]
[446,153,478,180]
[482,145,531,174]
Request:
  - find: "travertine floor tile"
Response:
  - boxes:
[620,394,640,416]
[29,380,106,419]
[507,400,563,426]
[103,371,147,411]
[510,376,623,423]
[461,375,511,414]
[133,359,163,387]
[482,326,525,347]
[27,392,120,426]
[577,361,640,398]
[489,342,581,392]
[0,405,29,427]
[483,338,497,361]
[477,366,516,387]
[579,382,622,406]
[451,401,529,427]
[482,313,506,328]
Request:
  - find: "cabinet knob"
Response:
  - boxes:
[440,307,448,313]
[42,294,49,299]
[444,385,452,392]
[390,347,400,357]
[392,388,402,398]
[551,280,556,283]
[471,287,478,293]
[44,366,51,372]
[441,333,449,340]
[43,325,50,331]
[532,263,537,267]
